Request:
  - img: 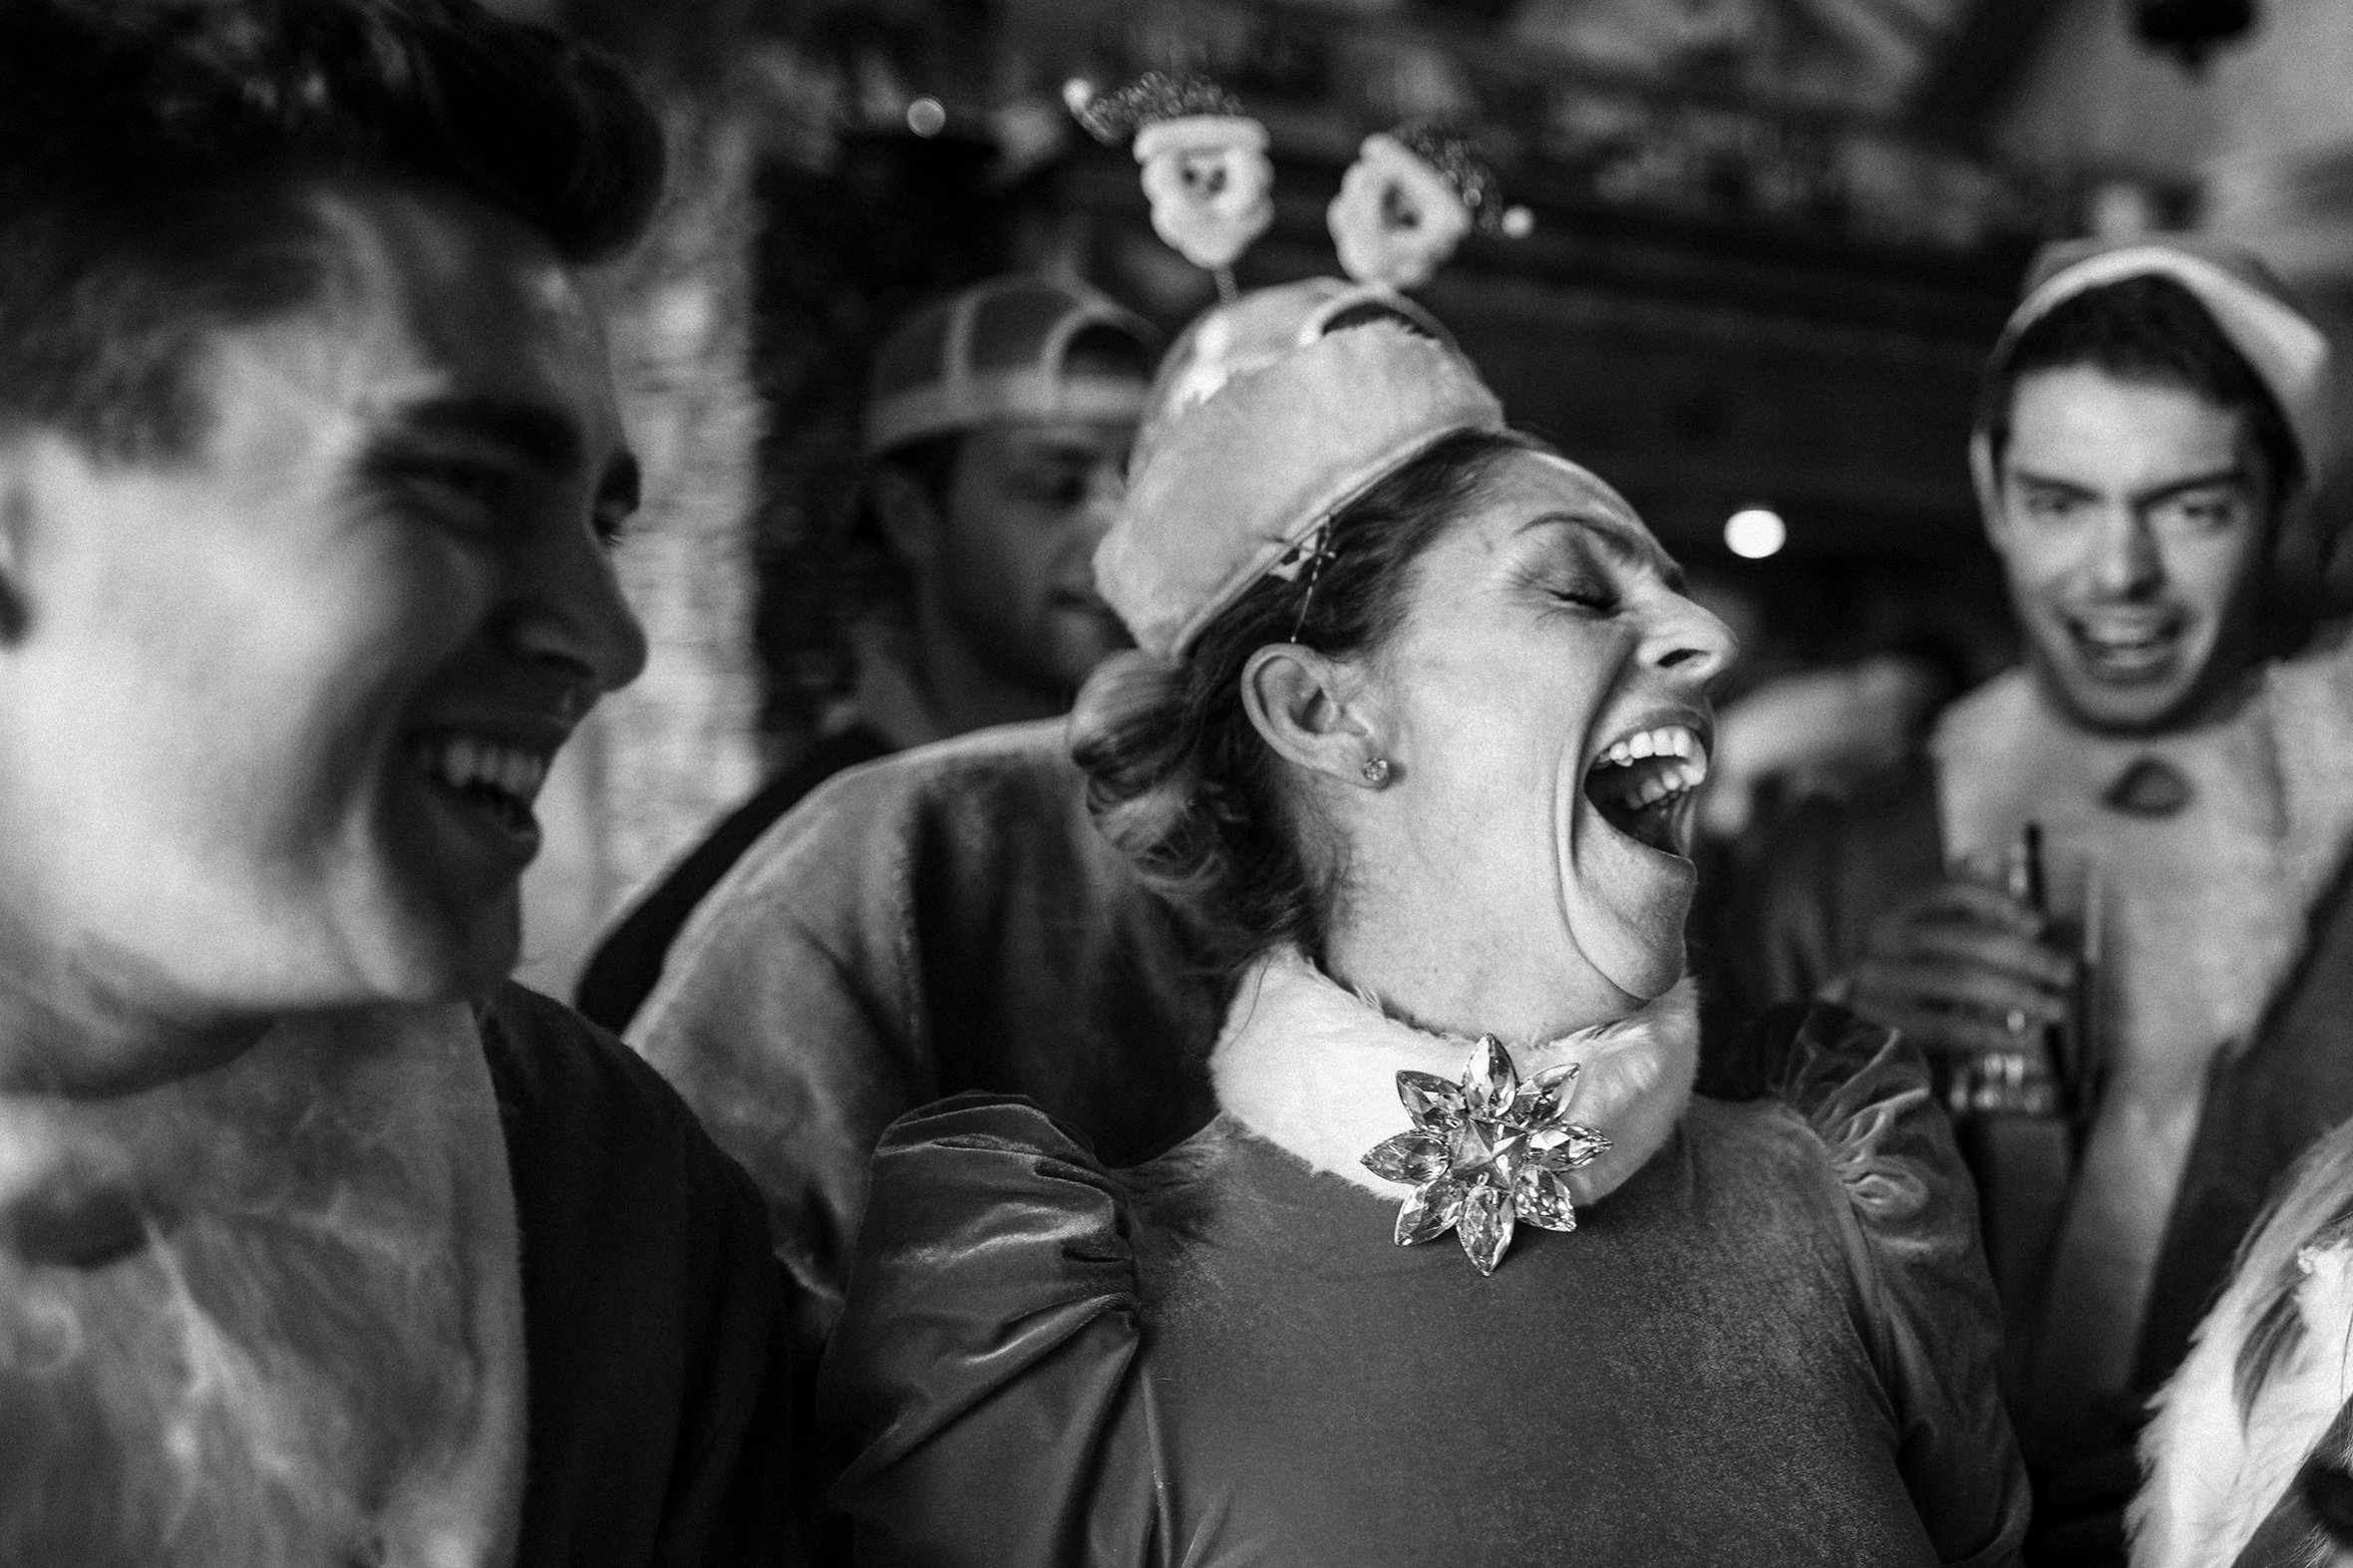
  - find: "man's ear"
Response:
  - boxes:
[1971,434,2015,553]
[1239,643,1382,786]
[868,464,944,572]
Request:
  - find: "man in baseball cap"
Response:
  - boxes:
[1717,236,2350,1561]
[576,275,1156,1031]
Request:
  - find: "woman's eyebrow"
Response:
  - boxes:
[1514,511,1682,588]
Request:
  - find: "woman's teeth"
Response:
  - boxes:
[1594,725,1708,783]
[1585,725,1710,851]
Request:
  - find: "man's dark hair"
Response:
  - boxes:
[1977,273,2302,502]
[0,0,666,463]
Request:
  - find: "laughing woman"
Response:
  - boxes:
[817,282,2029,1567]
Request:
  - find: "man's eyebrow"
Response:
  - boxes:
[2009,465,2251,502]
[2007,469,2099,496]
[1517,510,1684,590]
[396,397,584,472]
[2137,464,2253,503]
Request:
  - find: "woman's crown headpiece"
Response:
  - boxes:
[1075,78,1525,660]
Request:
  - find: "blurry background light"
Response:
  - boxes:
[1725,506,1787,559]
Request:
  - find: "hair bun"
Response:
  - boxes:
[1068,649,1184,776]
[1067,648,1213,894]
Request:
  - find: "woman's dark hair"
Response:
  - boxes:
[1977,273,2302,502]
[1070,427,1548,969]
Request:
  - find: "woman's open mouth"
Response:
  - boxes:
[1583,724,1709,857]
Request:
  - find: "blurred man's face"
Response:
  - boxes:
[0,181,646,1045]
[1989,365,2274,734]
[933,412,1136,696]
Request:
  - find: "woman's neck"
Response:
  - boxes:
[1318,892,1640,1046]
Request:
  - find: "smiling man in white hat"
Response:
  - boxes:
[1720,236,2349,1556]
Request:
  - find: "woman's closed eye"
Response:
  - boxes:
[1507,552,1622,615]
[1550,581,1619,612]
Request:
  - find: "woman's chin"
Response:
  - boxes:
[1565,797,1697,1002]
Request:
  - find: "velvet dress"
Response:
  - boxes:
[819,951,2029,1567]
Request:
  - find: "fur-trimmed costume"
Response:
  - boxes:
[819,953,2028,1566]
[1717,626,2353,1460]
[0,984,798,1567]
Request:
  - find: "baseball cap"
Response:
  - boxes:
[864,275,1159,459]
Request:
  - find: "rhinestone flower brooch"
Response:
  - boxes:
[1360,1037,1610,1276]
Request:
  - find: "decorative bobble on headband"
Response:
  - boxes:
[1075,74,1527,662]
[1066,74,1531,295]
[1328,122,1532,290]
[1067,73,1275,294]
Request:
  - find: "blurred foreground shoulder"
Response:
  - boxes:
[482,983,803,1567]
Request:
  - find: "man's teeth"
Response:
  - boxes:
[2078,622,2174,651]
[420,736,551,805]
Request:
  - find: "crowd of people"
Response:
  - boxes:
[7,1,2353,1565]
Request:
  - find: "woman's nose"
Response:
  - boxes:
[1643,591,1738,687]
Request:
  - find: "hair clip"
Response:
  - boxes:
[1067,73,1273,296]
[1271,519,1339,641]
[1329,121,1531,291]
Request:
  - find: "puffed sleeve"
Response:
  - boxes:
[1729,1003,2031,1568]
[817,1095,1164,1568]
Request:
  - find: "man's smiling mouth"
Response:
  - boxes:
[412,731,552,838]
[1583,724,1709,856]
[2064,607,2185,684]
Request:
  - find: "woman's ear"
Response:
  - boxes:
[1240,643,1381,786]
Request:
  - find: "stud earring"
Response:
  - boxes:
[1361,757,1392,787]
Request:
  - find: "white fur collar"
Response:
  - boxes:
[1210,946,1699,1205]
[1929,629,2353,1068]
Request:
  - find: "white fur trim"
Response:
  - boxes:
[1210,946,1698,1204]
[2134,1117,2353,1567]
[0,1004,526,1565]
[1930,632,2353,1403]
